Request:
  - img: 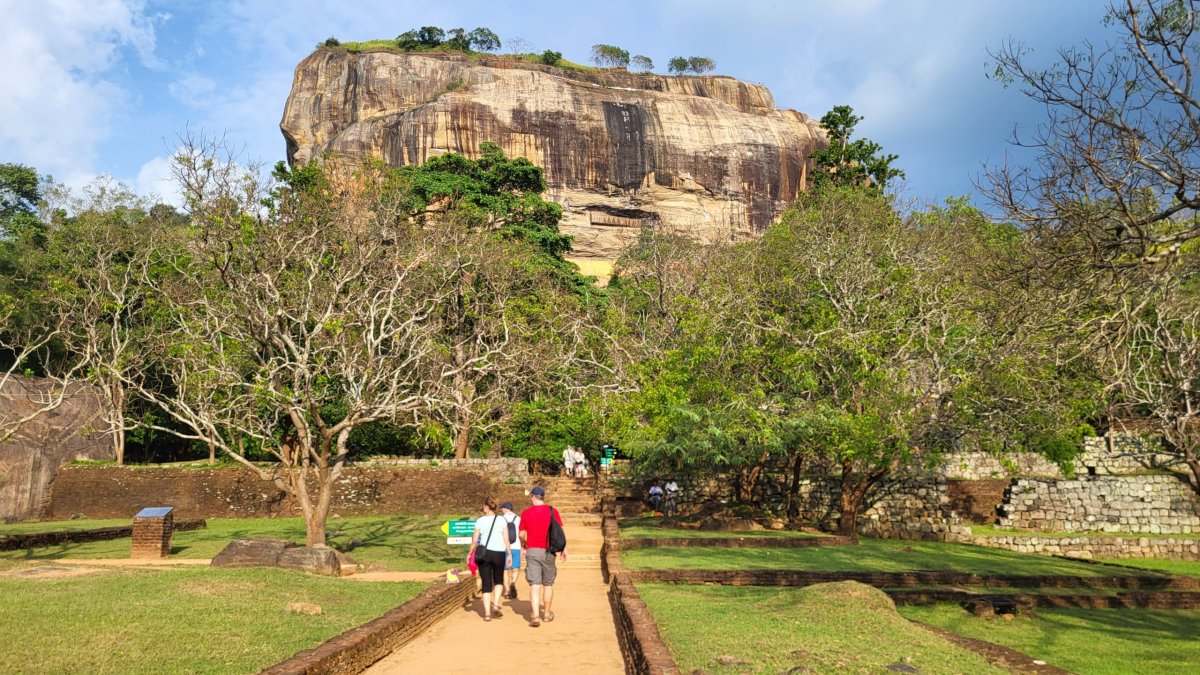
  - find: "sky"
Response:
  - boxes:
[0,0,1122,208]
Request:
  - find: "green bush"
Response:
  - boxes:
[540,50,562,66]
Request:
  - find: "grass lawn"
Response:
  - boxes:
[970,524,1200,539]
[899,603,1200,675]
[621,538,1154,577]
[1094,557,1200,579]
[0,518,132,535]
[619,517,823,540]
[0,564,425,674]
[0,515,469,571]
[638,582,1003,674]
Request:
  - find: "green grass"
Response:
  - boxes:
[638,582,1003,674]
[0,516,470,571]
[970,524,1200,539]
[1094,557,1200,579]
[0,565,424,674]
[618,517,822,540]
[0,518,131,535]
[621,538,1154,577]
[899,604,1200,675]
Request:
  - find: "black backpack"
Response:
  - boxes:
[506,515,518,544]
[546,506,567,555]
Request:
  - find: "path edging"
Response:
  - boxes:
[0,519,207,551]
[259,579,474,675]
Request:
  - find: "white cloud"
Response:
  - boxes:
[0,0,158,179]
[168,74,218,108]
[134,154,181,205]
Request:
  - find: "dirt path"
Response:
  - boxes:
[364,514,624,675]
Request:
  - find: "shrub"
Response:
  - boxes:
[540,50,562,66]
[322,37,340,48]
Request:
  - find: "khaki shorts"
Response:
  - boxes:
[524,548,557,586]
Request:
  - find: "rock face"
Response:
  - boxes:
[0,376,112,520]
[281,50,826,261]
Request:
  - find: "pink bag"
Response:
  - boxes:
[467,551,478,575]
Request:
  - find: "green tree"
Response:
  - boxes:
[539,50,562,66]
[590,44,630,68]
[631,55,654,72]
[445,28,470,51]
[468,27,501,52]
[808,105,904,192]
[686,56,716,74]
[667,57,689,75]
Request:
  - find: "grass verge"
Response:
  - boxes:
[0,565,425,674]
[638,582,1003,674]
[899,603,1200,675]
[618,517,822,540]
[0,518,131,535]
[0,515,469,571]
[620,538,1151,577]
[1093,557,1200,579]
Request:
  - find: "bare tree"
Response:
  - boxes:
[131,138,446,546]
[985,0,1200,266]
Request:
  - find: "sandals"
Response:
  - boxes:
[492,607,503,618]
[529,616,541,627]
[484,615,492,622]
[544,611,555,622]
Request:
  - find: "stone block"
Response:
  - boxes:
[278,546,343,576]
[211,538,296,568]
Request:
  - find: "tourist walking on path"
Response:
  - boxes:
[469,497,512,621]
[562,444,575,477]
[518,486,566,627]
[500,501,521,600]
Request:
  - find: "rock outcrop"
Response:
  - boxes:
[281,50,826,262]
[0,376,111,520]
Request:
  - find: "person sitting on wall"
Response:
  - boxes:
[647,482,664,513]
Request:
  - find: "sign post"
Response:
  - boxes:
[441,518,476,546]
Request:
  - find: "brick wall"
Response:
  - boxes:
[45,465,530,520]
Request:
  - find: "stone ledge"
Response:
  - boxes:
[620,535,856,549]
[890,588,1200,610]
[627,569,1200,590]
[609,572,681,675]
[259,580,473,675]
[0,519,206,551]
[958,534,1200,561]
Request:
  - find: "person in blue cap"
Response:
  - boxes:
[518,485,566,627]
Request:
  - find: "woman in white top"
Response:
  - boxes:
[573,446,586,479]
[469,497,512,621]
[562,445,575,477]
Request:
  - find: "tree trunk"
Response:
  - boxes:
[836,460,874,536]
[453,408,472,459]
[208,439,216,465]
[307,476,334,548]
[786,453,805,521]
[111,382,125,466]
[741,450,771,506]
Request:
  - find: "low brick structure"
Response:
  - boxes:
[890,588,1200,610]
[625,568,1200,590]
[259,580,474,675]
[620,535,857,549]
[131,507,174,558]
[609,572,681,675]
[45,465,529,520]
[0,519,204,552]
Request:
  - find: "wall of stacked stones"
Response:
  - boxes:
[667,472,966,541]
[941,436,1178,481]
[996,475,1200,534]
[956,533,1200,560]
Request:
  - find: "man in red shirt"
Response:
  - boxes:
[518,485,566,627]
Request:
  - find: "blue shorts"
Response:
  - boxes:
[506,550,521,570]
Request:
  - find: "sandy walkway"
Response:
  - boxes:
[365,515,624,675]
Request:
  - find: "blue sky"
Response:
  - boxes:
[1,0,1118,208]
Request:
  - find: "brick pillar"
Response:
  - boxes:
[131,507,175,559]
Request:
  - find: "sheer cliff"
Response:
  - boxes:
[281,50,826,261]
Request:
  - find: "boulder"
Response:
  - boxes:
[278,545,342,576]
[211,538,296,568]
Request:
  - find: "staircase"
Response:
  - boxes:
[533,476,601,516]
[530,476,602,568]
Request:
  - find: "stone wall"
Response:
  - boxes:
[940,435,1179,481]
[666,473,967,541]
[45,464,532,520]
[957,533,1200,561]
[359,457,529,483]
[997,475,1200,534]
[0,376,112,519]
